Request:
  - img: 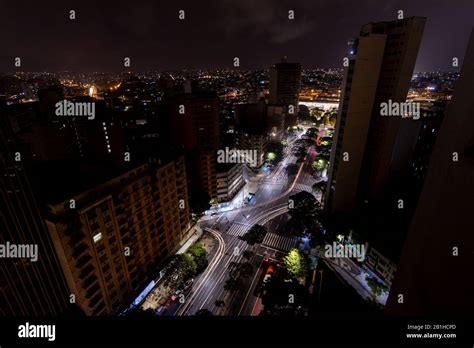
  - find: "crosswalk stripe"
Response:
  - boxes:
[266,233,273,244]
[233,227,244,236]
[292,183,313,193]
[227,224,238,235]
[227,223,250,237]
[271,234,279,246]
[262,232,299,251]
[278,236,285,250]
[227,223,244,236]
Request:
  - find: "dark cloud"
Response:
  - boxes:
[0,0,472,72]
[217,0,313,44]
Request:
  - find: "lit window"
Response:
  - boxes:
[93,232,102,243]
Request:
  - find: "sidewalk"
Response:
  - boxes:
[204,170,263,215]
[122,223,204,314]
[176,225,203,255]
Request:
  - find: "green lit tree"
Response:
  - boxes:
[165,253,196,289]
[312,158,327,172]
[284,248,308,279]
[366,275,387,299]
[266,141,284,163]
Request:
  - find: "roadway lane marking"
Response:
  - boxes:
[195,208,289,312]
[176,228,226,315]
[238,257,264,315]
[199,238,247,310]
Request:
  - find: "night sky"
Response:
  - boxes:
[1,0,473,72]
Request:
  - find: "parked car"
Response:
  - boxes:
[263,265,275,284]
[183,278,194,290]
[171,289,183,301]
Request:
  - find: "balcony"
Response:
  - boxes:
[78,264,94,280]
[75,253,92,269]
[81,273,98,290]
[71,242,88,259]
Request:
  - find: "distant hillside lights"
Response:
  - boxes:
[217,147,258,167]
[380,99,421,120]
[55,100,95,120]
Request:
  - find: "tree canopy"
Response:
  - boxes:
[284,248,308,279]
[240,224,268,246]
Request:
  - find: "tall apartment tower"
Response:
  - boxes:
[235,101,269,168]
[269,57,302,127]
[325,17,426,213]
[167,91,220,201]
[386,30,474,315]
[42,158,189,315]
[0,102,71,316]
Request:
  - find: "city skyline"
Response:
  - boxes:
[1,2,473,345]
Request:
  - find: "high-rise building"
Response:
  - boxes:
[0,101,71,316]
[167,91,220,153]
[269,57,302,128]
[5,101,81,162]
[235,132,267,168]
[4,96,125,163]
[39,157,189,315]
[37,85,64,122]
[216,163,244,203]
[386,30,474,315]
[235,100,268,135]
[266,105,286,140]
[325,17,426,213]
[234,101,276,168]
[361,101,445,286]
[166,91,220,201]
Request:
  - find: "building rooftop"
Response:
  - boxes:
[28,159,145,205]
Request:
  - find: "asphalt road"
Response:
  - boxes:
[174,130,321,316]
